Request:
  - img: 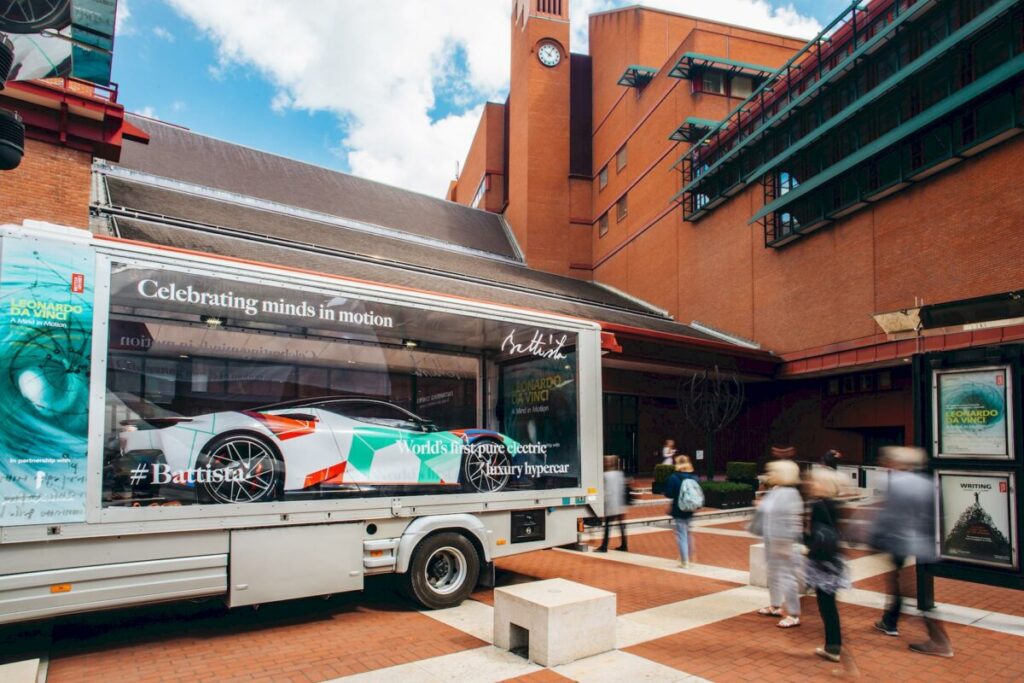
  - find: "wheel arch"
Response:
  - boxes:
[395,514,492,574]
[199,429,283,461]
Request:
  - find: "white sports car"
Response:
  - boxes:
[118,397,519,503]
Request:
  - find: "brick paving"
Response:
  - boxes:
[626,596,1024,682]
[16,536,1024,683]
[500,670,576,682]
[43,582,483,683]
[856,569,1024,618]
[472,550,740,613]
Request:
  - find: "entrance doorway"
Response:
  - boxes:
[862,426,906,465]
[604,394,639,474]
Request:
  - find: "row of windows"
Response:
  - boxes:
[597,193,628,238]
[598,143,628,191]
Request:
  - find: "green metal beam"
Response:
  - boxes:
[669,116,721,142]
[667,52,776,80]
[618,64,658,87]
[742,0,1019,186]
[673,0,935,182]
[748,53,1024,224]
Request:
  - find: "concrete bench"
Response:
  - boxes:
[493,578,616,666]
[749,542,807,592]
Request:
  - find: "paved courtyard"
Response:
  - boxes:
[4,510,1024,682]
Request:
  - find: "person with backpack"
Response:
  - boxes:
[596,455,628,552]
[803,467,850,664]
[663,454,702,568]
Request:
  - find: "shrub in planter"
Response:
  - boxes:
[726,461,759,491]
[700,481,755,509]
[652,464,675,494]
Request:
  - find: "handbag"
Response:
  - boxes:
[806,501,841,561]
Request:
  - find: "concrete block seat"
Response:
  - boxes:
[493,578,616,666]
[749,542,808,592]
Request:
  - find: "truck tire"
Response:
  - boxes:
[404,532,480,609]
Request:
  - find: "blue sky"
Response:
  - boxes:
[111,0,853,196]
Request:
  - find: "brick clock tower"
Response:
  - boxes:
[507,0,574,275]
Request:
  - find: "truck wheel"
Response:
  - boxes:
[405,532,480,610]
[197,434,283,504]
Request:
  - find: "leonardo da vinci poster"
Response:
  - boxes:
[934,366,1013,459]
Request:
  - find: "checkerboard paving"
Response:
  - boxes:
[25,523,1024,683]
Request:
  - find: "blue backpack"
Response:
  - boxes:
[677,477,704,512]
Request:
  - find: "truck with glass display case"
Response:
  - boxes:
[0,221,604,622]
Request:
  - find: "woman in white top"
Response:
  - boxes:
[661,439,677,466]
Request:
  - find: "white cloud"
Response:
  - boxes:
[115,0,134,36]
[135,105,159,119]
[166,0,819,197]
[152,26,175,42]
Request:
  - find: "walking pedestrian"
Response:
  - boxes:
[750,459,803,628]
[660,439,678,466]
[663,455,701,567]
[597,455,628,552]
[804,468,849,663]
[869,446,953,657]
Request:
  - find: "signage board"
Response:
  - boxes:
[933,366,1014,460]
[936,469,1017,569]
[0,236,95,525]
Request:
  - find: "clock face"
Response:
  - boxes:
[537,43,561,67]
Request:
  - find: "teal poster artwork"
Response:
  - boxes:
[0,237,95,525]
[936,367,1012,459]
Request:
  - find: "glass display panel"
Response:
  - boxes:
[936,470,1017,569]
[101,262,580,507]
[933,366,1014,460]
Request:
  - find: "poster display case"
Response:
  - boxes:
[936,469,1017,569]
[932,365,1014,460]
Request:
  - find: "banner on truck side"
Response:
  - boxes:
[0,236,95,525]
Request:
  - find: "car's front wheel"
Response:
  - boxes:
[197,433,283,504]
[404,532,480,609]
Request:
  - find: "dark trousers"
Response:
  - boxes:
[599,514,627,549]
[882,554,907,628]
[884,554,951,647]
[815,589,842,654]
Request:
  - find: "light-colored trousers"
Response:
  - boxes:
[765,539,801,616]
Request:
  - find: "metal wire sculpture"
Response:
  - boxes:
[678,365,744,480]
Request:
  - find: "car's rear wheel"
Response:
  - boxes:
[197,433,283,504]
[404,532,480,609]
[461,438,511,493]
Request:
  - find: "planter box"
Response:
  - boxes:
[702,487,755,509]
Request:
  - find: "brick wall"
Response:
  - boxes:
[0,139,92,229]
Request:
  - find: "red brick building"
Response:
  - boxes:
[448,0,1024,479]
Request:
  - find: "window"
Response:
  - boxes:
[471,174,487,208]
[102,260,582,507]
[321,400,422,431]
[701,71,725,95]
[598,213,609,237]
[731,75,753,99]
[598,166,608,189]
[615,194,628,222]
[615,145,627,172]
[778,171,799,196]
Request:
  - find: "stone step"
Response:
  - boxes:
[0,659,40,683]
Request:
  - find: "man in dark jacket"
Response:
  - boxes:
[663,455,699,567]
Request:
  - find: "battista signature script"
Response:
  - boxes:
[501,329,569,360]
